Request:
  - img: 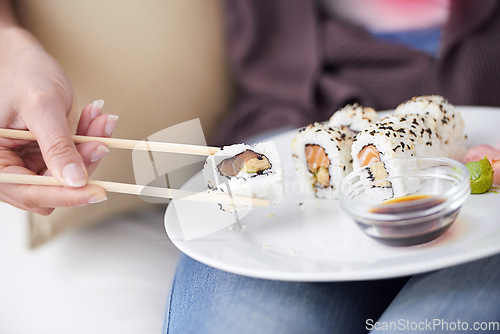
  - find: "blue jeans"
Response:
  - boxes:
[164,254,500,334]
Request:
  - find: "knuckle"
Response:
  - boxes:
[26,89,58,111]
[60,196,75,208]
[25,87,71,118]
[23,189,41,209]
[44,135,74,161]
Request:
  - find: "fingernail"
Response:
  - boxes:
[90,100,105,120]
[105,115,119,136]
[62,163,87,188]
[88,193,108,204]
[91,145,110,163]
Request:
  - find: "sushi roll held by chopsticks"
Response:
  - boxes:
[203,141,284,212]
[292,123,354,199]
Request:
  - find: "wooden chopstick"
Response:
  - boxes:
[0,173,269,207]
[0,128,220,156]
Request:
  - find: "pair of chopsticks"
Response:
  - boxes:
[0,129,269,207]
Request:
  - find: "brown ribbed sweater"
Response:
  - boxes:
[212,0,500,145]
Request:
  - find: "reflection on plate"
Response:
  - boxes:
[165,107,500,281]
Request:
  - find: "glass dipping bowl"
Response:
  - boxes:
[339,156,470,246]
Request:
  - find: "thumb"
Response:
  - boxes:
[26,104,87,188]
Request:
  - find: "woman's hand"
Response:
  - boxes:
[0,26,118,215]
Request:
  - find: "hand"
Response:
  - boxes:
[0,27,118,215]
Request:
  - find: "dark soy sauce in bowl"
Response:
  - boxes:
[362,194,456,246]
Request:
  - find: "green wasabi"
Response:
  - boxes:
[466,157,494,194]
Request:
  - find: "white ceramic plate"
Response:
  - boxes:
[164,107,500,281]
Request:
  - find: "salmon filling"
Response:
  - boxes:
[358,144,381,166]
[218,150,271,177]
[305,144,330,187]
[358,145,390,186]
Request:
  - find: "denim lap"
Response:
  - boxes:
[165,254,409,334]
[370,254,500,334]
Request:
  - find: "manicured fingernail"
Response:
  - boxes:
[62,163,87,188]
[105,115,119,136]
[91,145,110,163]
[90,100,105,119]
[88,193,108,204]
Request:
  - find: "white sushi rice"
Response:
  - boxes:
[351,116,416,170]
[292,123,353,199]
[203,141,284,212]
[328,104,380,134]
[395,95,466,161]
[395,95,453,120]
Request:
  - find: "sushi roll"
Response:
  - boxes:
[351,95,467,197]
[351,116,417,194]
[394,95,466,161]
[353,95,467,170]
[351,115,416,170]
[292,122,353,199]
[203,141,284,212]
[328,104,380,134]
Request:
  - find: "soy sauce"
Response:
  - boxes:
[359,194,455,247]
[370,194,445,214]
